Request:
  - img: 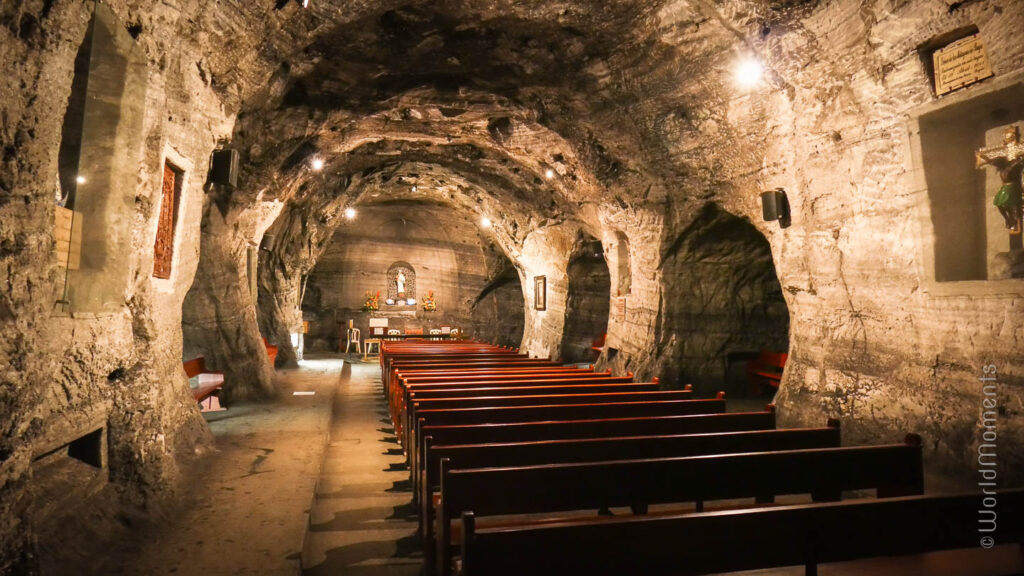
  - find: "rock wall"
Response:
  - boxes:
[1,1,234,571]
[302,202,512,350]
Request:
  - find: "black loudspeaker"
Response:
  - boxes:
[761,190,779,221]
[260,234,275,252]
[209,149,239,187]
[761,188,791,228]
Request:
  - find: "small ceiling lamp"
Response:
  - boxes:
[544,168,555,180]
[344,207,356,219]
[75,175,87,184]
[734,57,764,89]
[481,217,492,228]
[311,158,324,171]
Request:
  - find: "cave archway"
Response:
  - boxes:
[659,204,790,396]
[470,257,525,348]
[560,235,611,364]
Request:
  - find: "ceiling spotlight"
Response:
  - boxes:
[311,158,324,171]
[344,207,356,219]
[481,217,492,228]
[544,168,555,179]
[75,175,87,185]
[734,57,764,89]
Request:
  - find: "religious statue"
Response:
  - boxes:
[976,125,1024,235]
[396,270,406,296]
[422,291,436,312]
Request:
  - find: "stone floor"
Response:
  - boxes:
[93,357,341,576]
[81,356,1000,576]
[299,358,422,576]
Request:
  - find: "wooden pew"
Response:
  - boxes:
[391,370,625,438]
[395,377,643,444]
[414,409,777,504]
[183,356,224,412]
[387,359,563,401]
[405,388,691,452]
[420,423,841,555]
[410,396,722,487]
[436,439,925,576]
[460,489,1024,576]
[393,370,622,428]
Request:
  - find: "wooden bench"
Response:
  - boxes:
[183,356,225,412]
[410,396,720,482]
[747,350,787,395]
[262,337,278,367]
[396,373,637,440]
[388,359,561,401]
[393,369,616,427]
[420,423,841,550]
[460,489,1024,576]
[415,408,777,503]
[405,387,691,455]
[436,439,924,576]
[408,394,721,504]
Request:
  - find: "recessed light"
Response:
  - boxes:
[311,158,325,171]
[344,207,356,219]
[481,217,492,228]
[734,58,764,89]
[544,169,555,179]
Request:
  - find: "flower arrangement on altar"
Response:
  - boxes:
[422,291,436,312]
[362,290,380,311]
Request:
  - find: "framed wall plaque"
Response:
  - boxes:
[534,275,546,311]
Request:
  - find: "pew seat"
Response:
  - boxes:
[459,489,1024,576]
[183,356,224,412]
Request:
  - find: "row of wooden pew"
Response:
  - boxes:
[379,340,1023,576]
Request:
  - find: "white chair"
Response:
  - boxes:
[344,327,361,354]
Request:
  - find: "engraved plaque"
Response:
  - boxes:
[933,34,993,96]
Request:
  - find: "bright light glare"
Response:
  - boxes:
[75,175,87,184]
[734,58,764,89]
[311,158,325,171]
[481,217,492,228]
[344,207,356,219]
[544,169,555,179]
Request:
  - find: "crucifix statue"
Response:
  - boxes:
[976,125,1024,235]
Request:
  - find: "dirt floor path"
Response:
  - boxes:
[99,357,342,576]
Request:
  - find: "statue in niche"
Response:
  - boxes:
[976,125,1024,235]
[396,270,406,297]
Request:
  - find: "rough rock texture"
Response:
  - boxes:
[561,236,612,364]
[298,202,516,350]
[4,0,1024,570]
[654,203,790,394]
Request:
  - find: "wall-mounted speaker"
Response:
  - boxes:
[209,149,239,187]
[761,188,791,228]
[761,190,779,221]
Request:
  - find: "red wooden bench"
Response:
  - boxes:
[183,356,225,412]
[747,350,787,395]
[436,438,924,576]
[459,489,1024,576]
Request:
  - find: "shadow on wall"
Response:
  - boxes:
[657,204,790,396]
[471,265,525,348]
[561,235,611,364]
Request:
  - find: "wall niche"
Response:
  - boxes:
[54,2,148,313]
[914,77,1024,283]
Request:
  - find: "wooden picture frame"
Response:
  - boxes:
[534,275,546,311]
